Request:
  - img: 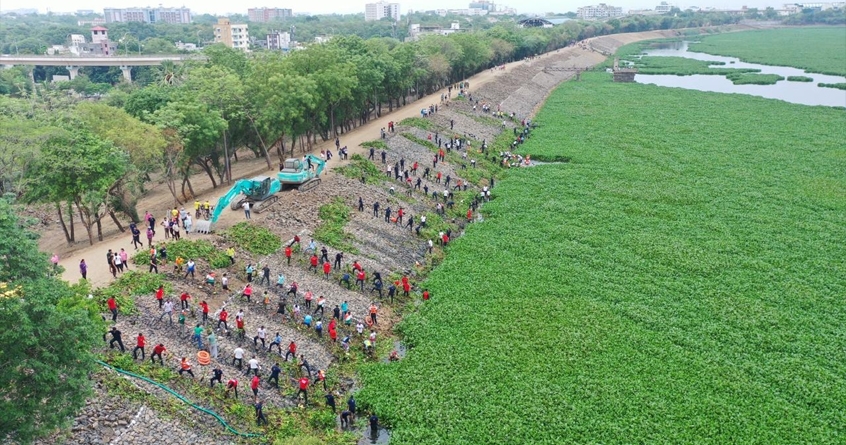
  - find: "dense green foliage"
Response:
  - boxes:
[0,199,102,443]
[819,82,846,90]
[689,27,846,75]
[221,222,282,255]
[94,271,171,315]
[314,198,357,254]
[786,75,813,82]
[132,239,230,269]
[336,154,383,184]
[358,72,846,444]
[725,72,784,85]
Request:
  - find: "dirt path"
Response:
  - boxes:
[43,29,692,288]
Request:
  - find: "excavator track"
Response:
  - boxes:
[297,178,321,192]
[253,195,280,214]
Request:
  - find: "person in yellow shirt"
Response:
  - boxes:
[203,200,211,218]
[174,256,185,274]
[227,247,236,265]
[194,200,201,218]
[171,207,178,219]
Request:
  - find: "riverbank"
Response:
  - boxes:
[356,37,846,444]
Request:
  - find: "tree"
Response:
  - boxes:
[0,199,102,443]
[76,103,166,221]
[152,98,226,190]
[22,128,127,245]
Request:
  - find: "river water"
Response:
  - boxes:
[633,41,846,107]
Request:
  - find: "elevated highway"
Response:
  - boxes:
[0,55,204,81]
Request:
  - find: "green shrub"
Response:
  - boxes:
[221,222,281,255]
[133,239,230,269]
[360,140,387,150]
[314,198,358,253]
[786,76,813,82]
[399,117,436,131]
[336,154,383,184]
[818,82,846,90]
[94,271,171,315]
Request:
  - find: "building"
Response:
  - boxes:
[248,7,293,22]
[266,30,292,50]
[576,3,624,19]
[469,0,497,10]
[407,21,462,41]
[77,18,106,26]
[781,2,845,14]
[103,7,192,24]
[365,1,400,21]
[448,8,489,15]
[214,18,250,52]
[655,2,673,13]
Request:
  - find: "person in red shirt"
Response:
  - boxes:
[180,292,191,310]
[285,245,292,266]
[436,171,442,184]
[106,296,118,322]
[412,161,418,175]
[155,285,164,308]
[402,281,411,297]
[467,208,472,221]
[328,319,337,343]
[250,375,260,401]
[309,254,318,273]
[218,309,229,330]
[323,261,331,279]
[285,341,297,361]
[422,289,430,301]
[442,233,449,245]
[199,300,209,325]
[298,376,310,405]
[236,316,245,331]
[356,270,366,291]
[352,261,362,272]
[150,343,166,365]
[133,333,146,360]
[242,284,253,303]
[225,378,238,398]
[396,208,404,225]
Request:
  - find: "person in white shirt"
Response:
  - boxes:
[242,201,251,219]
[356,321,364,336]
[232,347,245,369]
[245,356,260,376]
[253,326,267,349]
[159,300,174,325]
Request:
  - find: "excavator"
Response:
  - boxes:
[193,154,325,233]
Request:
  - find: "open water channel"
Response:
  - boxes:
[633,41,846,107]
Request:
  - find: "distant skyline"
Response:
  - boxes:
[0,0,797,16]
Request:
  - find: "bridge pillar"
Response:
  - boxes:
[66,65,80,80]
[119,65,132,83]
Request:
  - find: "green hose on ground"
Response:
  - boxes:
[96,360,264,438]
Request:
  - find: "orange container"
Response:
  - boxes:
[197,351,211,366]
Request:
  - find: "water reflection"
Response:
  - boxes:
[632,41,846,107]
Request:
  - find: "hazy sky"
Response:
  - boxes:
[1,0,787,16]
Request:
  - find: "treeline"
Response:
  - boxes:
[0,15,779,247]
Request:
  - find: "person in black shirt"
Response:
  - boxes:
[210,368,223,387]
[325,393,336,413]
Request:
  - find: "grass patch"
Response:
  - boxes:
[336,154,383,184]
[399,117,436,131]
[786,76,813,82]
[132,239,231,269]
[819,82,846,90]
[94,270,170,315]
[629,55,760,76]
[358,71,846,444]
[314,197,358,254]
[725,72,784,85]
[221,222,281,255]
[689,27,846,76]
[401,132,438,151]
[360,140,387,150]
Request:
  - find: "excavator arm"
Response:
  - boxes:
[305,154,326,177]
[210,180,253,223]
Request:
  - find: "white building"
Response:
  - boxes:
[266,30,292,50]
[655,2,673,13]
[214,18,250,52]
[103,7,192,23]
[365,1,400,21]
[407,21,462,41]
[577,3,624,19]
